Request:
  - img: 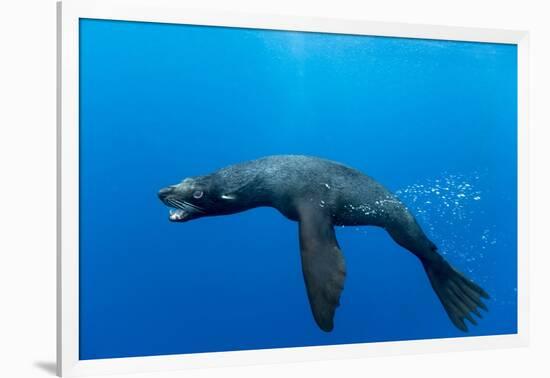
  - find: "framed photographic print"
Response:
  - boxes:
[57,0,529,376]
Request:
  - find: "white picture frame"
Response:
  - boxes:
[57,0,530,376]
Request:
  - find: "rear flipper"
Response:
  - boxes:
[423,259,490,331]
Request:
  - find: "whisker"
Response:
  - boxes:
[166,199,183,210]
[169,198,205,213]
[182,200,206,213]
[165,197,206,213]
[170,198,188,209]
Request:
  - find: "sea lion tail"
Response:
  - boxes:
[422,259,490,332]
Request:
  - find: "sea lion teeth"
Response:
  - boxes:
[169,209,186,221]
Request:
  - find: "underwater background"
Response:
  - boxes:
[79,19,517,360]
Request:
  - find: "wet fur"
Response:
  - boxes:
[159,155,489,331]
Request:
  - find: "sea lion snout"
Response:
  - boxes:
[157,186,175,200]
[158,180,208,222]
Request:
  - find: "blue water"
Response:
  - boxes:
[79,19,517,360]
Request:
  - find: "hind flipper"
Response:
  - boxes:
[423,260,489,332]
[298,206,346,332]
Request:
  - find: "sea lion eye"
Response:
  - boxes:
[193,190,204,199]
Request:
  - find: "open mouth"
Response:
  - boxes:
[163,198,205,222]
[169,208,189,222]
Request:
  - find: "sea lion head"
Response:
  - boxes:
[157,175,243,222]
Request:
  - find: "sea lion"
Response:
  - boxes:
[158,155,489,332]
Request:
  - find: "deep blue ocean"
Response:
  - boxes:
[79,19,517,360]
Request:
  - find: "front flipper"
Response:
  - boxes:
[298,206,346,332]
